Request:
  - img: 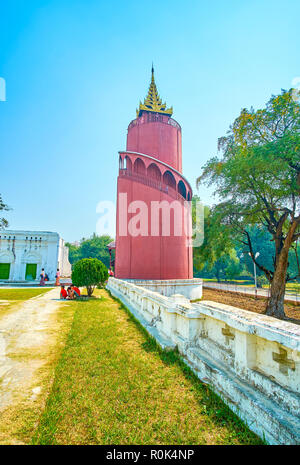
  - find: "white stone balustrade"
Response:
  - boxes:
[107,277,300,445]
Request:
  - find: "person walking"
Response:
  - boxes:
[39,268,46,286]
[55,269,60,286]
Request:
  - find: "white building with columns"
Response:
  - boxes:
[0,230,71,282]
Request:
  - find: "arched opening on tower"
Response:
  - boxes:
[178,180,187,199]
[124,156,132,172]
[163,170,176,190]
[133,158,146,176]
[119,156,123,170]
[147,163,162,182]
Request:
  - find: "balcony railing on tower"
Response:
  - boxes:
[128,116,181,132]
[119,169,188,202]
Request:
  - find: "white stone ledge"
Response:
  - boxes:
[198,301,300,351]
[126,278,203,300]
[186,346,300,444]
[107,282,176,351]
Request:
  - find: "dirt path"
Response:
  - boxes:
[0,288,74,444]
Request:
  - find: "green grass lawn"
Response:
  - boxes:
[261,283,300,294]
[202,279,254,286]
[285,283,300,292]
[0,288,52,301]
[32,289,263,445]
[202,280,300,294]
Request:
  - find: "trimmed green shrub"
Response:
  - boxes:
[71,258,108,296]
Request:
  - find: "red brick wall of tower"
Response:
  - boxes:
[114,112,193,281]
[115,173,193,279]
[126,113,182,172]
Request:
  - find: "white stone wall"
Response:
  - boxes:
[125,278,203,300]
[0,230,70,281]
[58,238,72,277]
[107,277,300,445]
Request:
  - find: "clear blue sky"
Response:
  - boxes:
[1,0,299,242]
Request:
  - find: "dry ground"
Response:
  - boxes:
[202,288,300,323]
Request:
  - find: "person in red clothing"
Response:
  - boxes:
[60,285,67,299]
[71,284,81,298]
[55,269,60,286]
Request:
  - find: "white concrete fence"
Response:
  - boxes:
[107,277,300,445]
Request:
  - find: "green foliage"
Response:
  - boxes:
[256,275,269,288]
[197,90,299,278]
[65,242,81,264]
[235,226,274,277]
[193,219,300,284]
[66,234,113,268]
[0,194,10,230]
[196,90,300,316]
[193,198,236,277]
[71,258,108,296]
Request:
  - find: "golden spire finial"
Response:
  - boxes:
[136,66,173,118]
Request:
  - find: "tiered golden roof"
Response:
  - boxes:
[137,66,173,117]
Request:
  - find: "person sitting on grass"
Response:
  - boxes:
[71,284,81,298]
[67,286,75,300]
[60,285,67,299]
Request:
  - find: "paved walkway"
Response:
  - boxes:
[0,288,61,410]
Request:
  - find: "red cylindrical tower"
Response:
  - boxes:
[114,67,193,280]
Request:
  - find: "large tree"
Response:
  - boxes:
[197,90,300,319]
[66,234,113,268]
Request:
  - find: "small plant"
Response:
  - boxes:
[257,275,269,288]
[71,258,108,297]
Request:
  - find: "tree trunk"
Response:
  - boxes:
[266,273,286,319]
[86,285,93,297]
[265,247,289,319]
[266,218,299,319]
